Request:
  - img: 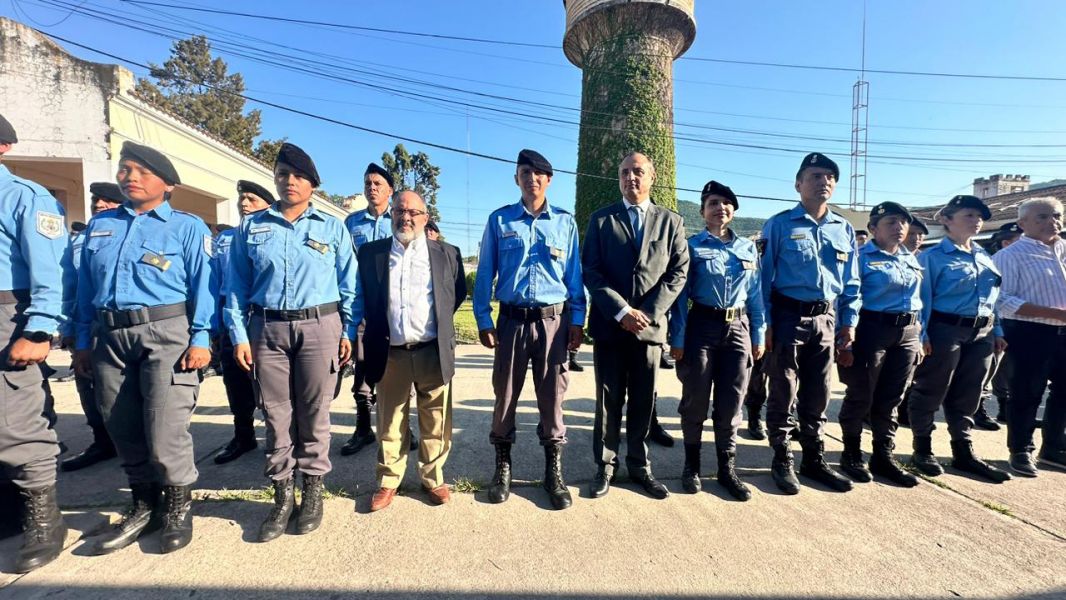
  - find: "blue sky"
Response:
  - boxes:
[5,0,1066,255]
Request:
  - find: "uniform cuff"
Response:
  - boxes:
[614,306,630,322]
[190,331,211,349]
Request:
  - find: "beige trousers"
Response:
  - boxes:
[376,344,453,489]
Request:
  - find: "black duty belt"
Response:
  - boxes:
[860,309,918,327]
[690,302,745,322]
[931,311,992,330]
[0,289,30,305]
[391,340,435,351]
[250,302,338,322]
[499,302,567,322]
[97,302,187,330]
[772,292,832,317]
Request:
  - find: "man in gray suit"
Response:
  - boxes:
[582,152,690,499]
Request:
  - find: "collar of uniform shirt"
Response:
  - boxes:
[860,240,913,257]
[788,201,843,224]
[517,200,555,219]
[937,236,982,254]
[121,200,172,221]
[358,205,392,220]
[265,202,326,223]
[694,228,736,246]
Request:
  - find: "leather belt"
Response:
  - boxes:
[499,302,567,322]
[250,302,338,322]
[0,289,30,305]
[931,311,992,330]
[690,302,745,322]
[860,309,918,327]
[1005,319,1066,336]
[391,340,435,351]
[772,292,832,317]
[97,302,187,330]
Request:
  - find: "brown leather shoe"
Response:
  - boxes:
[369,488,397,512]
[425,485,450,505]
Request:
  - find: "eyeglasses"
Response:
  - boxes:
[392,208,427,218]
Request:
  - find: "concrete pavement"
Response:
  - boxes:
[0,345,1063,599]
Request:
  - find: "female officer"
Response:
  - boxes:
[907,195,1011,483]
[668,181,765,501]
[225,143,357,541]
[836,202,921,487]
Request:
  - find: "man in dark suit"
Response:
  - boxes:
[351,190,467,512]
[582,152,690,499]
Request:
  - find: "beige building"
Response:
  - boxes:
[0,17,357,228]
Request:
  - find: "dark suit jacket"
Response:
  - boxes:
[355,237,467,385]
[582,201,689,344]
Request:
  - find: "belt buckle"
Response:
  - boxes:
[811,300,828,316]
[976,316,990,329]
[895,313,912,327]
[724,307,737,322]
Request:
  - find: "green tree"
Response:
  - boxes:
[134,35,262,152]
[252,136,288,164]
[380,144,442,223]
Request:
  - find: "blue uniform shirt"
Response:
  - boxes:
[71,231,85,271]
[0,165,74,336]
[75,200,215,350]
[224,203,358,345]
[760,202,861,327]
[668,230,766,348]
[855,241,923,315]
[209,227,238,333]
[918,237,1003,340]
[473,201,586,331]
[344,206,392,252]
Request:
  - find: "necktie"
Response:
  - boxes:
[629,205,644,247]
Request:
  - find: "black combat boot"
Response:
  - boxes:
[258,478,295,543]
[93,483,161,555]
[950,440,1012,483]
[840,435,872,483]
[341,397,375,456]
[159,485,193,554]
[14,485,67,573]
[910,435,943,476]
[973,399,1000,431]
[746,407,766,440]
[799,438,853,492]
[716,451,752,501]
[771,443,800,495]
[567,350,584,372]
[869,439,919,487]
[60,428,117,472]
[681,443,702,494]
[543,445,572,510]
[487,444,512,504]
[295,475,325,534]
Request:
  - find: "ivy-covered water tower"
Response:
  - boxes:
[563,0,696,231]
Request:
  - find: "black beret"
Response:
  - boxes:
[945,194,991,220]
[89,182,124,204]
[237,180,276,204]
[870,201,912,222]
[119,141,181,185]
[275,142,320,187]
[910,216,930,235]
[797,152,839,181]
[998,221,1022,234]
[70,221,87,233]
[700,180,739,209]
[516,149,553,176]
[364,162,394,188]
[0,113,17,144]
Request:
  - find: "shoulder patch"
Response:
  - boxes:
[36,212,64,239]
[203,235,214,257]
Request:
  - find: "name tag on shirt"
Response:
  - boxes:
[140,252,171,271]
[550,246,564,260]
[250,226,271,235]
[89,230,113,238]
[742,261,756,270]
[836,251,848,261]
[867,261,887,268]
[501,230,518,239]
[790,233,807,240]
[306,239,329,254]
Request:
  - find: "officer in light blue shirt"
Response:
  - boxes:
[73,141,215,556]
[209,180,273,466]
[759,152,859,495]
[60,182,123,474]
[907,194,1011,483]
[836,202,923,488]
[339,162,394,456]
[667,180,764,501]
[0,113,73,573]
[225,143,356,541]
[473,149,584,510]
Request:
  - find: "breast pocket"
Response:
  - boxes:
[136,239,182,279]
[304,234,335,263]
[781,238,816,268]
[247,230,275,270]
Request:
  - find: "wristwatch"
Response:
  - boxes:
[21,331,52,343]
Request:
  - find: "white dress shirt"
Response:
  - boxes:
[615,197,652,323]
[993,235,1066,325]
[388,235,437,344]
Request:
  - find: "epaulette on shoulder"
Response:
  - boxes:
[173,209,207,225]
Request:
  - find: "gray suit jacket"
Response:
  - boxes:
[582,200,689,343]
[356,237,467,385]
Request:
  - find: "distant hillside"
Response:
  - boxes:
[677,200,765,237]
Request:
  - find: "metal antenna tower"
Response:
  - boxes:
[849,1,870,210]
